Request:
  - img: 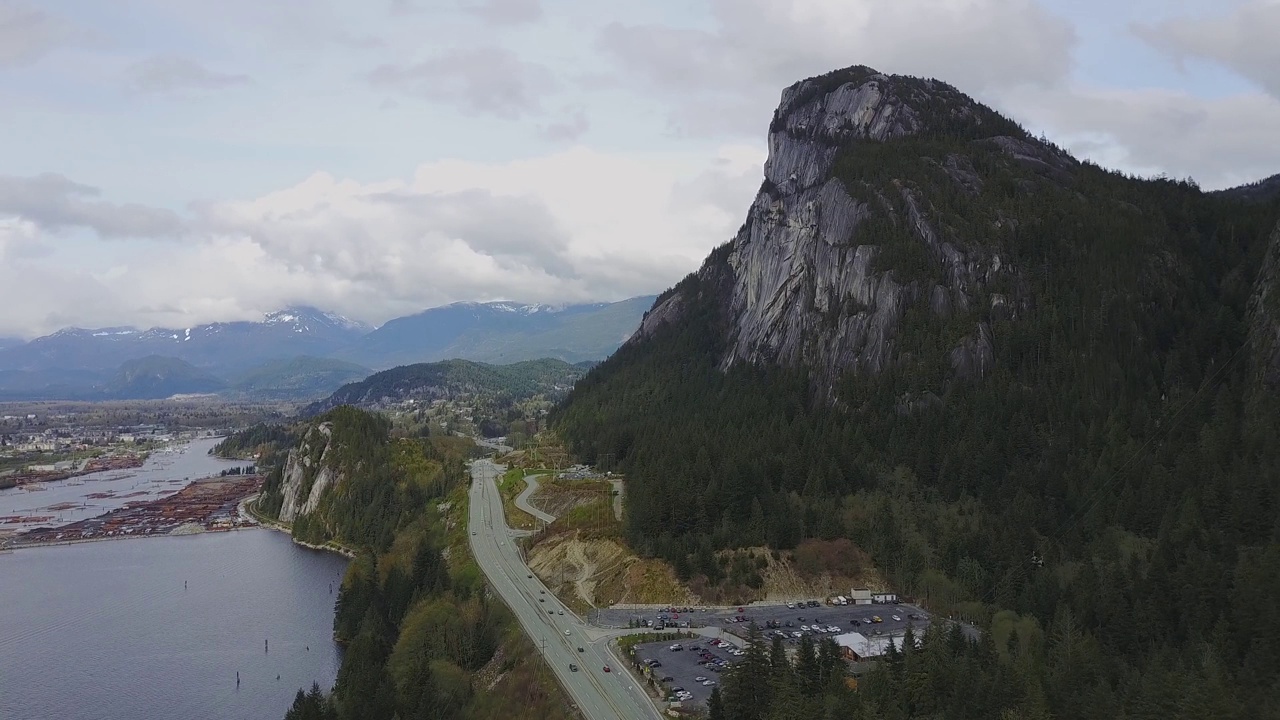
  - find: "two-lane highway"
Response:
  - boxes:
[467,459,662,720]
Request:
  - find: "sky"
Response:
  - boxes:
[0,0,1278,338]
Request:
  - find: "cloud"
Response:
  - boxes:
[0,174,186,239]
[166,146,756,329]
[125,55,251,94]
[368,46,554,118]
[461,0,543,26]
[538,106,590,142]
[0,1,72,68]
[1133,1,1280,100]
[597,0,1076,136]
[1004,85,1280,189]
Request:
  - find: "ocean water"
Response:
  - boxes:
[0,524,348,720]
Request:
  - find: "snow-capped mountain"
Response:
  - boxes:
[0,306,372,379]
[0,299,652,397]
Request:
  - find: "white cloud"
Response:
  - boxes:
[125,55,251,94]
[0,1,72,68]
[1133,1,1280,100]
[368,46,555,118]
[1005,85,1280,189]
[538,106,590,142]
[0,145,758,337]
[0,174,185,239]
[461,0,543,26]
[598,0,1076,136]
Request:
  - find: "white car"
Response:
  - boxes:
[564,630,571,635]
[791,631,802,638]
[829,626,841,633]
[695,676,707,682]
[702,679,716,686]
[800,625,810,632]
[892,615,901,622]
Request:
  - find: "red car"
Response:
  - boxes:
[603,665,611,673]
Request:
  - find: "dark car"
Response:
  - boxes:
[661,675,674,682]
[603,666,611,673]
[569,663,579,672]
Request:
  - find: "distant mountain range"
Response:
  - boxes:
[335,296,655,368]
[0,298,651,400]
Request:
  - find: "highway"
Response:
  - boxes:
[467,459,663,720]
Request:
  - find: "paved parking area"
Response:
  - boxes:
[629,639,738,708]
[713,602,931,645]
[597,602,932,644]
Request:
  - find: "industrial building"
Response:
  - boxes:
[833,632,916,661]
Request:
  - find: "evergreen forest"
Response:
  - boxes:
[555,87,1280,718]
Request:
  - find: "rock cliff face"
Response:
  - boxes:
[1249,222,1280,388]
[278,422,341,523]
[633,66,1040,397]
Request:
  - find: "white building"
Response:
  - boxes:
[833,632,915,660]
[849,588,873,605]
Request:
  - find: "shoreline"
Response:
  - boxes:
[7,523,262,551]
[239,495,356,559]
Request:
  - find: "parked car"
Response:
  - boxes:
[695,676,707,683]
[892,615,901,622]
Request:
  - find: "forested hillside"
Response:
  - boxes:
[303,358,588,415]
[232,409,574,720]
[556,66,1280,718]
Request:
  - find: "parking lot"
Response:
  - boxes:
[597,600,932,646]
[708,600,932,646]
[630,638,740,708]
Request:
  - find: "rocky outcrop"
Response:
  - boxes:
[631,66,1025,398]
[278,422,340,523]
[1248,223,1280,388]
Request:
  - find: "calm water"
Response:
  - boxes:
[0,529,348,720]
[1,436,243,533]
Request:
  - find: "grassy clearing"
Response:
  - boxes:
[498,468,538,531]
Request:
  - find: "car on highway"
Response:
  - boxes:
[540,589,545,594]
[471,531,476,535]
[603,665,611,672]
[564,630,571,635]
[569,663,578,672]
[539,598,544,602]
[578,647,584,652]
[527,574,533,578]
